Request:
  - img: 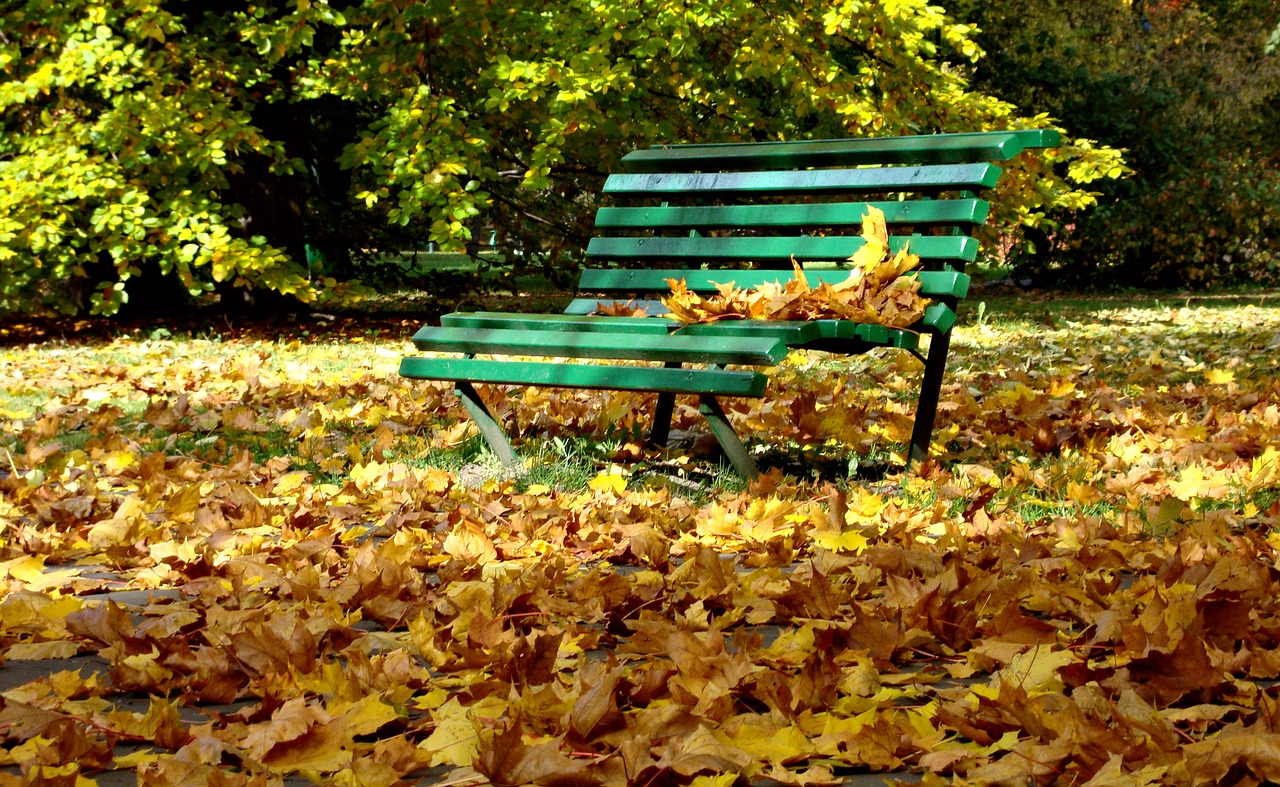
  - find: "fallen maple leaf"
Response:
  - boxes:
[475,719,601,786]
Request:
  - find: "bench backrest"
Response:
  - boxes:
[575,130,1059,333]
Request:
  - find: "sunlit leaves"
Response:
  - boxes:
[0,298,1277,782]
[661,208,932,328]
[2,1,1124,315]
[0,2,335,315]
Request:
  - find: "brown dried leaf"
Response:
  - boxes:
[475,720,601,786]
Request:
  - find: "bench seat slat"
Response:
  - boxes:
[442,312,824,345]
[602,163,1001,197]
[399,357,769,397]
[431,313,926,350]
[593,199,989,229]
[622,130,1059,172]
[564,298,667,316]
[586,235,977,265]
[678,320,919,349]
[441,312,676,334]
[577,269,970,299]
[676,321,824,343]
[410,326,787,365]
[552,300,926,349]
[805,320,916,349]
[563,296,954,335]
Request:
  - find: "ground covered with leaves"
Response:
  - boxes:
[1,291,1279,786]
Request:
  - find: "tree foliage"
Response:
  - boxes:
[940,0,1280,286]
[0,0,1121,316]
[0,2,337,315]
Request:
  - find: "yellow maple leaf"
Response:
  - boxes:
[850,205,890,270]
[421,698,483,767]
[844,488,886,523]
[0,555,46,584]
[662,277,740,323]
[102,449,138,473]
[1167,463,1231,502]
[333,695,402,738]
[114,750,163,770]
[727,722,812,764]
[594,299,651,317]
[871,245,920,286]
[588,472,627,495]
[442,520,498,563]
[810,529,869,554]
[1204,367,1235,385]
[1247,446,1280,492]
[993,645,1077,696]
[5,641,80,661]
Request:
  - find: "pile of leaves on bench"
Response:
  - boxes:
[655,207,933,328]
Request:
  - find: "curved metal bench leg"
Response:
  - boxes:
[455,382,520,468]
[698,395,758,480]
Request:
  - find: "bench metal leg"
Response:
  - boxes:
[454,382,521,468]
[649,362,682,448]
[906,331,952,472]
[650,392,676,447]
[698,395,758,481]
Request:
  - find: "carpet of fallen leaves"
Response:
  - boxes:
[1,294,1279,786]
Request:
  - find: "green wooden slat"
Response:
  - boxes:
[678,318,918,349]
[813,321,920,350]
[441,311,677,333]
[817,306,956,337]
[623,130,1061,172]
[602,164,1001,197]
[399,358,769,397]
[664,129,1061,152]
[593,199,990,229]
[927,270,970,299]
[921,301,958,333]
[677,320,823,344]
[578,268,971,299]
[459,309,828,345]
[563,298,667,316]
[678,319,933,348]
[538,308,931,347]
[410,326,787,365]
[585,235,977,265]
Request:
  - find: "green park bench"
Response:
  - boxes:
[399,130,1061,479]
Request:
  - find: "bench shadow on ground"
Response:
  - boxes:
[755,449,897,485]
